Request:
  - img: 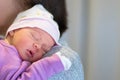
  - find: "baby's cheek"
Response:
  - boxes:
[19,39,33,47]
[35,52,43,60]
[15,40,32,53]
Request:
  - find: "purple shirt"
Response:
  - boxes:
[0,40,64,80]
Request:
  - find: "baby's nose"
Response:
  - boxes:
[33,43,40,51]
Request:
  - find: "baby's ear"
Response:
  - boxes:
[9,31,14,37]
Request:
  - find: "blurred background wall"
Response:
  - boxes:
[65,0,120,80]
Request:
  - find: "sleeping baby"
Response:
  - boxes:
[0,4,71,80]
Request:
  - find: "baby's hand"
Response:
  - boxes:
[56,52,72,70]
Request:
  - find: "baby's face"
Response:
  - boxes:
[10,27,55,62]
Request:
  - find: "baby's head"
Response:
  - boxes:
[6,4,60,62]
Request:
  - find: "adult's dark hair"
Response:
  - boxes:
[22,0,68,36]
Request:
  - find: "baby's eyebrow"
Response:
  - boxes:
[32,29,43,38]
[31,29,42,37]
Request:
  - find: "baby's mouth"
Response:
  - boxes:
[26,49,34,58]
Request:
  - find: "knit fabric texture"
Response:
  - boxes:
[44,40,84,80]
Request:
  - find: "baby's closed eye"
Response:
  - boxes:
[31,32,40,41]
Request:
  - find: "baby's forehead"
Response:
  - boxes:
[28,27,48,34]
[27,27,53,39]
[28,27,55,48]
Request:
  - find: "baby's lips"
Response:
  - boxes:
[26,49,34,58]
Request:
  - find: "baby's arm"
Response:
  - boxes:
[15,52,71,80]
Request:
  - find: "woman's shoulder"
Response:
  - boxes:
[46,40,84,80]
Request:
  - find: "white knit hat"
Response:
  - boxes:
[6,4,60,45]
